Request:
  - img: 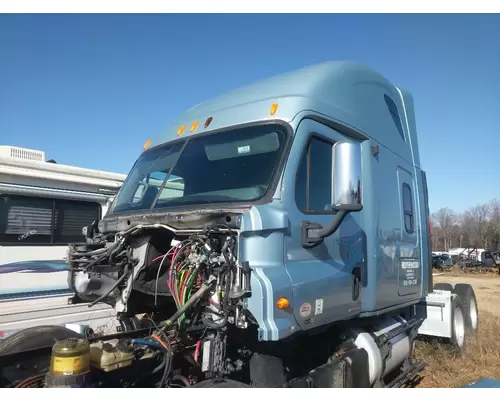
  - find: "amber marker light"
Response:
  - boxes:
[177,125,186,136]
[276,297,290,310]
[190,121,199,132]
[143,139,152,150]
[270,103,279,116]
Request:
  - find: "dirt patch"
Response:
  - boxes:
[414,274,500,387]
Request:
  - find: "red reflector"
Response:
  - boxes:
[0,331,4,338]
[204,117,213,128]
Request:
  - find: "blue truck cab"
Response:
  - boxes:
[107,61,432,338]
[13,60,477,388]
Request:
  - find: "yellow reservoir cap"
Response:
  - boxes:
[49,338,91,377]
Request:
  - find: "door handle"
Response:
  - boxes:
[352,266,361,301]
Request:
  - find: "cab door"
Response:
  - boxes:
[281,118,364,330]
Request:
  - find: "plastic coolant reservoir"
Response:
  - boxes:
[90,339,135,372]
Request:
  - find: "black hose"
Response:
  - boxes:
[205,223,234,236]
[81,250,110,270]
[172,375,191,387]
[88,263,130,307]
[159,339,173,388]
[152,354,166,375]
[161,281,214,329]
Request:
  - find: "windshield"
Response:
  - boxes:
[110,123,288,214]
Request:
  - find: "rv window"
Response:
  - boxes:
[0,195,100,245]
[402,183,414,233]
[54,200,102,243]
[0,196,53,243]
[295,135,334,213]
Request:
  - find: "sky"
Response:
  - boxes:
[0,13,499,213]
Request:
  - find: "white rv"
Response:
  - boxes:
[0,145,127,339]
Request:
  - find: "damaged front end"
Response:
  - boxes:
[61,121,292,385]
[68,207,252,322]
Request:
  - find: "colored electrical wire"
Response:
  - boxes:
[132,339,165,351]
[15,373,45,388]
[151,333,173,387]
[194,340,201,363]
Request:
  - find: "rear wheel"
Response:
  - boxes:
[448,295,466,351]
[452,284,478,333]
[434,283,454,292]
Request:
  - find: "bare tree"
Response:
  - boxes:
[451,221,463,248]
[489,199,500,250]
[433,207,455,251]
[428,199,500,252]
[466,204,490,248]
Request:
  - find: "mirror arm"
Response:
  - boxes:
[310,204,362,239]
[301,204,363,248]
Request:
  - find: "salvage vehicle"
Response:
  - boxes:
[432,254,453,269]
[0,61,479,388]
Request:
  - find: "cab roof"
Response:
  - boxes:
[148,60,421,167]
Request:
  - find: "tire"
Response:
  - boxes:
[453,283,479,333]
[190,378,251,388]
[0,325,84,356]
[434,283,454,292]
[447,295,466,351]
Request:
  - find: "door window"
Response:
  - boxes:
[295,135,334,213]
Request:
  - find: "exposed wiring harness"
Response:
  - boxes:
[158,227,238,331]
[67,223,241,387]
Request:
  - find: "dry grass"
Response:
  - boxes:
[433,265,500,277]
[413,274,500,388]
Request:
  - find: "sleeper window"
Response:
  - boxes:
[402,183,414,233]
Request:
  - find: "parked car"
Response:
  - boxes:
[432,254,453,268]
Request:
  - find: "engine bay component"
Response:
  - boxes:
[45,338,91,388]
[90,339,135,372]
[65,222,255,386]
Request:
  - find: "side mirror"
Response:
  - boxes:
[332,142,362,206]
[301,141,363,248]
